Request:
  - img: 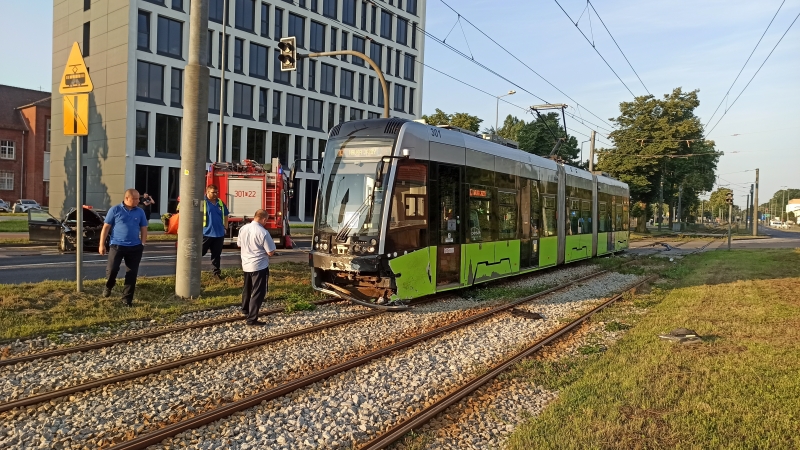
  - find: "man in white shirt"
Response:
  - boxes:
[237,209,277,326]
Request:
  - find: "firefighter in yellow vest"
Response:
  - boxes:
[202,185,229,279]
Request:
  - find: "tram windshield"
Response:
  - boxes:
[316,137,396,238]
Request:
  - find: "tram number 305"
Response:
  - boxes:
[430,128,442,138]
[234,190,257,198]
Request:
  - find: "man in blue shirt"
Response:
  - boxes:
[202,185,229,279]
[99,189,149,306]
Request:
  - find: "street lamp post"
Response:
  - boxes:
[781,186,788,222]
[495,90,516,133]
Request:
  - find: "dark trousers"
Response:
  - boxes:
[202,236,225,275]
[242,267,269,323]
[106,244,144,304]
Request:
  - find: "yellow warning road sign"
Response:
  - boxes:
[59,42,94,94]
[63,94,89,136]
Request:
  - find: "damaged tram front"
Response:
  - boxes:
[310,120,426,309]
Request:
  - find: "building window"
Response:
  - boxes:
[83,22,90,56]
[395,49,401,76]
[288,13,305,48]
[249,42,269,79]
[274,8,283,39]
[327,102,336,130]
[393,84,405,111]
[361,2,367,30]
[308,59,317,90]
[0,141,15,160]
[157,16,182,58]
[208,76,222,112]
[286,94,303,127]
[352,36,365,66]
[386,46,392,74]
[370,4,376,34]
[207,30,214,66]
[330,27,337,52]
[272,90,282,123]
[380,10,392,39]
[233,38,244,72]
[357,73,365,102]
[210,0,225,23]
[137,60,164,102]
[235,0,255,32]
[311,0,317,12]
[341,31,348,62]
[84,0,91,11]
[368,76,374,105]
[409,87,415,114]
[232,125,242,162]
[412,22,417,49]
[396,17,408,45]
[404,53,415,80]
[378,80,389,107]
[370,41,382,68]
[299,0,306,8]
[155,113,182,156]
[368,111,380,119]
[296,58,304,88]
[322,0,337,19]
[138,11,150,50]
[273,49,290,83]
[172,0,183,11]
[294,136,303,172]
[233,82,254,118]
[349,107,363,121]
[260,2,269,37]
[308,98,323,130]
[0,172,13,191]
[272,132,290,166]
[407,0,417,15]
[340,69,354,99]
[259,87,269,122]
[219,33,228,70]
[170,68,183,107]
[247,128,266,163]
[343,0,356,25]
[320,63,335,95]
[339,105,346,124]
[136,111,149,155]
[306,137,315,172]
[310,21,325,52]
[46,119,51,153]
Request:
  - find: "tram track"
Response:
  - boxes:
[103,270,610,450]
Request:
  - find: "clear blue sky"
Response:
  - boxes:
[2,0,797,206]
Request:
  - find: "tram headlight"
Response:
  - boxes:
[370,239,377,246]
[368,246,376,253]
[314,243,319,249]
[353,244,361,253]
[314,235,319,243]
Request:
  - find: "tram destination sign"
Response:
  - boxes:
[336,147,391,158]
[59,42,94,94]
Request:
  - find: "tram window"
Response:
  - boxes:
[622,200,629,230]
[530,181,541,238]
[498,191,517,240]
[569,199,579,235]
[387,160,428,251]
[599,202,607,232]
[542,195,556,237]
[580,200,591,234]
[468,187,492,243]
[615,204,623,231]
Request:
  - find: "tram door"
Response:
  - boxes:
[435,164,462,287]
[519,179,540,268]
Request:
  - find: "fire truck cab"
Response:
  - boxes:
[206,158,293,249]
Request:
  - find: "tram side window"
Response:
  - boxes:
[615,203,623,231]
[541,195,556,237]
[580,200,591,234]
[498,191,517,240]
[530,181,541,238]
[468,186,493,243]
[569,199,579,235]
[387,160,428,251]
[599,202,607,232]
[623,199,629,230]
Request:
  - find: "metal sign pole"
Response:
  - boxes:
[76,135,83,292]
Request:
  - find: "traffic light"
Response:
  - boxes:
[725,192,733,205]
[278,37,297,71]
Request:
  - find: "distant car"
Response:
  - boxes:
[13,199,41,213]
[0,198,10,212]
[28,207,108,251]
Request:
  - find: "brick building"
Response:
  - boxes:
[0,85,52,207]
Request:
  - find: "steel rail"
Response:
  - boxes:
[359,274,658,450]
[0,298,342,368]
[107,270,608,450]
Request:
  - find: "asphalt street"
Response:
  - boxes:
[0,237,311,284]
[730,226,800,249]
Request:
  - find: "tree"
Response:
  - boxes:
[595,88,719,232]
[421,109,483,133]
[765,188,800,222]
[517,112,580,163]
[708,188,734,221]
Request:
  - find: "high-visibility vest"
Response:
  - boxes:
[203,198,228,228]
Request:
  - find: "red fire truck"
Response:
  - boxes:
[206,158,293,249]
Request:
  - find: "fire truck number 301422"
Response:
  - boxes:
[234,190,258,198]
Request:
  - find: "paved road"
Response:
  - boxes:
[0,238,311,284]
[728,226,800,249]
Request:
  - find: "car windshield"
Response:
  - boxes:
[315,137,396,238]
[21,200,35,204]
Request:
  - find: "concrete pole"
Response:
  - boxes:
[76,136,83,292]
[753,169,758,236]
[676,184,683,227]
[728,203,732,250]
[217,0,227,163]
[589,130,596,172]
[176,0,210,299]
[657,173,664,231]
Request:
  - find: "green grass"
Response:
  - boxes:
[0,261,322,342]
[0,220,28,232]
[147,222,165,231]
[506,249,800,449]
[0,212,27,217]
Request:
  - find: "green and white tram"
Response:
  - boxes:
[308,118,629,307]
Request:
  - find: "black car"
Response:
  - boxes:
[28,207,108,251]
